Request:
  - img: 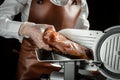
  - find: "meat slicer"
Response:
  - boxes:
[36,25,120,80]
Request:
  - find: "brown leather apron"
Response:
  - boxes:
[16,0,81,80]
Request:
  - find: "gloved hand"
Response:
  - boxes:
[19,22,53,50]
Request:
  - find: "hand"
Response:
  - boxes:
[19,22,53,51]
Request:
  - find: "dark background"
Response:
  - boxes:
[87,0,120,30]
[0,0,120,80]
[0,0,20,80]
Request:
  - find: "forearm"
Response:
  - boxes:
[0,17,23,42]
[0,0,27,42]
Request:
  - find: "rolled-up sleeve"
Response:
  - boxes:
[0,0,27,42]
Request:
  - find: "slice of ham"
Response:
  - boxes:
[43,27,93,59]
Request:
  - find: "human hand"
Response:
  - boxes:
[19,22,53,51]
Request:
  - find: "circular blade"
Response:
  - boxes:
[95,26,120,80]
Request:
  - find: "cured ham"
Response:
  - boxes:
[43,27,93,59]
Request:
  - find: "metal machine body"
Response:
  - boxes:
[94,26,120,80]
[36,25,120,80]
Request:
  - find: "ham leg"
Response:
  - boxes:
[43,27,93,60]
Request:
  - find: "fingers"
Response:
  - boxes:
[34,38,52,51]
[31,23,54,50]
[35,24,55,33]
[19,22,55,51]
[19,22,54,37]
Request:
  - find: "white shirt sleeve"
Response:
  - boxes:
[0,0,89,42]
[75,0,90,30]
[0,0,27,42]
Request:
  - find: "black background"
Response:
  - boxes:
[0,0,20,80]
[0,0,120,79]
[87,0,120,30]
